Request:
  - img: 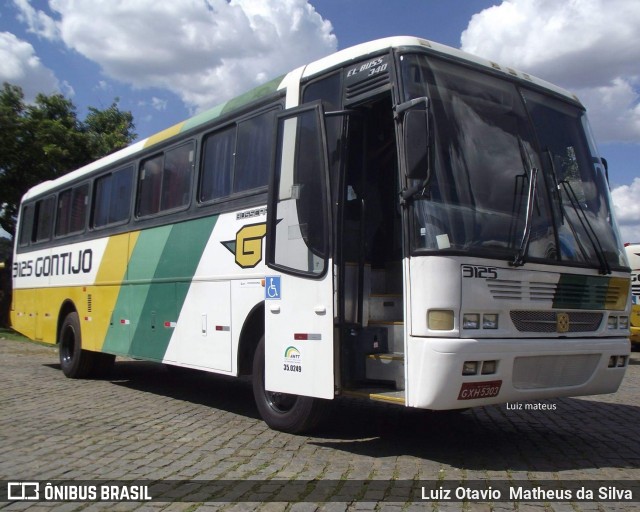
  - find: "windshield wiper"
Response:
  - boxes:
[511,167,538,267]
[559,179,611,275]
[511,137,538,267]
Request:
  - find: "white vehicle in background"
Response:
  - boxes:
[625,243,640,347]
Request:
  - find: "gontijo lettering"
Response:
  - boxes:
[13,249,93,278]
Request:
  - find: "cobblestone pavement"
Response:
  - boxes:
[1,337,639,511]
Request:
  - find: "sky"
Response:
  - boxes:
[1,0,639,242]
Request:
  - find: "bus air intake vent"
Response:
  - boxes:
[345,72,390,101]
[513,354,600,389]
[489,276,628,311]
[510,311,603,333]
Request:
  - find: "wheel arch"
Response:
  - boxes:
[237,301,264,376]
[57,299,78,345]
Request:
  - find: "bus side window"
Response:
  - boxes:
[200,126,235,202]
[161,143,194,211]
[93,166,133,228]
[69,184,89,234]
[33,196,55,243]
[56,184,89,237]
[137,155,164,217]
[234,109,278,193]
[55,189,72,237]
[18,205,35,247]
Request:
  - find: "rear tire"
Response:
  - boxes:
[252,336,325,433]
[59,312,96,378]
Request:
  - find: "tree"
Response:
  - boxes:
[0,83,136,237]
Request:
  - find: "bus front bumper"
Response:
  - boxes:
[406,335,630,410]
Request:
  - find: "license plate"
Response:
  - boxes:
[457,380,502,400]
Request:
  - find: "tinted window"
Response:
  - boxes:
[162,144,193,210]
[199,107,279,203]
[137,154,164,217]
[93,166,133,228]
[234,110,277,192]
[56,184,88,237]
[137,142,194,217]
[18,205,34,246]
[34,196,55,242]
[200,126,235,202]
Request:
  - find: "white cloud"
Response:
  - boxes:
[460,0,640,144]
[151,97,168,111]
[611,178,640,243]
[20,0,336,113]
[13,0,59,40]
[0,31,59,100]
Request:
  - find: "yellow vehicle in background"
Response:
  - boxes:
[626,243,640,347]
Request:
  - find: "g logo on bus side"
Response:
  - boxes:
[222,222,267,269]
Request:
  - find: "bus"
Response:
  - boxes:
[626,243,640,346]
[11,36,632,433]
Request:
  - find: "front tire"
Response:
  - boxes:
[59,312,96,378]
[252,336,324,433]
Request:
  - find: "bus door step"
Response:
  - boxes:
[365,352,405,390]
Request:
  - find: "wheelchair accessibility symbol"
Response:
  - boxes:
[265,276,281,300]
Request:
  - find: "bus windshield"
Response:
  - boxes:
[400,54,627,271]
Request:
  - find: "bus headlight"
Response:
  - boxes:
[462,312,499,329]
[428,310,454,330]
[462,313,480,329]
[462,361,478,375]
[607,315,629,330]
[482,314,499,329]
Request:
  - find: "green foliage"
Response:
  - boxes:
[0,82,137,237]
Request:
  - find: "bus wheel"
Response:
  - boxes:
[59,312,95,379]
[252,336,324,434]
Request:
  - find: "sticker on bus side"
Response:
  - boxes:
[265,276,281,300]
[457,380,502,400]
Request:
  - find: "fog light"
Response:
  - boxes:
[463,361,478,376]
[481,360,497,374]
[428,310,454,330]
[619,316,629,330]
[608,356,618,368]
[607,316,618,330]
[617,356,627,367]
[463,313,480,329]
[483,314,499,329]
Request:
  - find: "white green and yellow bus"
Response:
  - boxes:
[11,36,632,433]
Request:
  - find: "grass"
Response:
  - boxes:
[0,327,51,347]
[0,327,29,341]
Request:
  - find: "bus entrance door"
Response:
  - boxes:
[265,103,335,400]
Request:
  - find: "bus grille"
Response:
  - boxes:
[510,311,603,333]
[513,354,600,389]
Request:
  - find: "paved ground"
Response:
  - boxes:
[0,337,639,511]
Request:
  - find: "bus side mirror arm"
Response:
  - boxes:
[395,97,431,184]
[601,157,609,184]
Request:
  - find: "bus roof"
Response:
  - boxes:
[23,35,579,202]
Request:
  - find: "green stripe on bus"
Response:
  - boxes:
[178,75,284,135]
[101,225,172,355]
[128,216,218,361]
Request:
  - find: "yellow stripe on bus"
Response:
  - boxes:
[144,122,186,148]
[89,231,140,351]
